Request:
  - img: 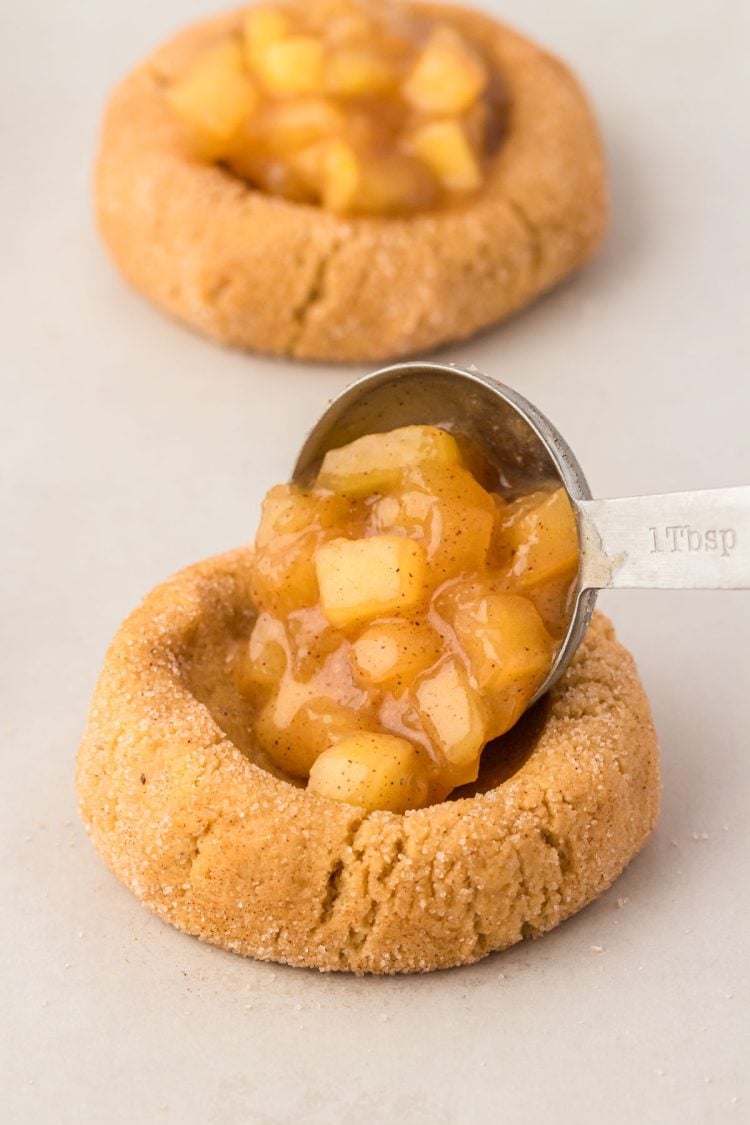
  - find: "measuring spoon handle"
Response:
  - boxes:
[577,486,750,590]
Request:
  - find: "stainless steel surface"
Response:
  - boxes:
[579,489,750,589]
[294,361,750,701]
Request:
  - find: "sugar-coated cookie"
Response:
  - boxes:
[95,4,607,361]
[77,548,659,974]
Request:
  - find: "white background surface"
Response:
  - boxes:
[2,1,749,1122]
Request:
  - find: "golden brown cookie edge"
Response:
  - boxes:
[94,4,608,362]
[76,546,659,974]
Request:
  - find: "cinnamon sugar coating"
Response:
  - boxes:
[76,548,659,974]
[94,4,607,362]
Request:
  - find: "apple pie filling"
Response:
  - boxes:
[166,0,505,214]
[230,426,579,811]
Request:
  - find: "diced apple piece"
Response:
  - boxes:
[413,464,495,576]
[255,35,325,96]
[317,138,361,211]
[243,4,293,66]
[322,9,372,44]
[431,576,483,623]
[351,620,442,692]
[229,97,343,199]
[499,488,579,590]
[414,657,487,787]
[525,575,576,639]
[453,593,552,692]
[228,623,284,699]
[251,484,351,616]
[403,25,487,115]
[294,137,363,212]
[255,483,349,545]
[308,732,429,812]
[453,593,552,733]
[315,536,427,628]
[373,490,432,536]
[352,153,437,215]
[256,685,365,777]
[486,494,513,568]
[225,148,317,202]
[251,539,319,616]
[307,0,369,37]
[324,47,398,96]
[374,462,495,581]
[245,97,345,156]
[411,119,481,192]
[245,612,288,685]
[167,42,258,150]
[316,425,461,497]
[285,606,342,680]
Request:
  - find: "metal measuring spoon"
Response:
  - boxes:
[293,361,750,703]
